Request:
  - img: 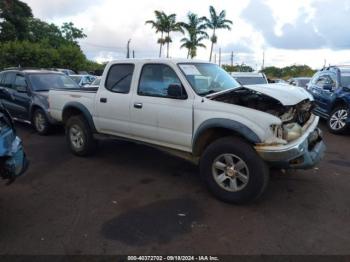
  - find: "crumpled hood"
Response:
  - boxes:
[243,83,313,106]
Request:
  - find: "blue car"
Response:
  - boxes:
[308,66,350,134]
[0,103,28,183]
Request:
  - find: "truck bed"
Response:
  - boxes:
[48,88,97,122]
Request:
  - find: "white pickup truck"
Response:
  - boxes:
[48,59,325,203]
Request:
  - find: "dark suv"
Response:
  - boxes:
[308,66,350,134]
[0,69,79,135]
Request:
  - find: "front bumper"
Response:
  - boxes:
[255,116,326,169]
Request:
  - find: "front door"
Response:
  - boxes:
[12,74,31,121]
[130,63,193,151]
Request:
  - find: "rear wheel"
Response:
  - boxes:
[200,137,269,204]
[65,115,96,156]
[327,106,349,134]
[32,109,51,135]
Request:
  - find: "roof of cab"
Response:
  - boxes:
[107,58,210,65]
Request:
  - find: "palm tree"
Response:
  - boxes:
[162,13,183,58]
[180,13,208,58]
[204,6,233,62]
[145,11,167,57]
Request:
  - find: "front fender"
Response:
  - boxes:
[192,118,261,154]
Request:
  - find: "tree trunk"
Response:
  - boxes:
[187,49,190,59]
[209,29,216,62]
[159,32,163,58]
[166,32,170,58]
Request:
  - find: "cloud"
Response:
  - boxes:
[222,40,254,54]
[241,0,350,50]
[23,0,103,19]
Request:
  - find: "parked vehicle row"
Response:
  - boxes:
[0,69,80,134]
[47,59,325,204]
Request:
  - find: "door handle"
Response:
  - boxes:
[100,97,107,103]
[134,102,143,109]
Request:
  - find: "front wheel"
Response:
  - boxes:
[65,115,96,156]
[32,109,51,135]
[200,137,269,204]
[327,106,349,134]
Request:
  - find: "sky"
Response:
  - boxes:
[23,0,350,69]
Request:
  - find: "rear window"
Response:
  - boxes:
[29,73,79,91]
[233,76,267,85]
[105,64,134,93]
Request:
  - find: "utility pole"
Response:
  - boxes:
[126,39,131,58]
[214,53,217,64]
[262,50,265,70]
[133,50,135,58]
[219,48,221,66]
[230,51,234,67]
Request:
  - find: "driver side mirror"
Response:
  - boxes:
[15,85,28,93]
[167,84,187,99]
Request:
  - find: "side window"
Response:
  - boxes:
[315,75,326,87]
[3,72,15,89]
[105,64,134,93]
[310,73,320,85]
[14,75,27,87]
[0,72,4,84]
[138,64,183,98]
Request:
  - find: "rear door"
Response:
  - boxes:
[94,63,135,136]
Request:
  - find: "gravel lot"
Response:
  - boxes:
[0,121,350,255]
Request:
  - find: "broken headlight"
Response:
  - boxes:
[271,124,283,139]
[283,123,302,142]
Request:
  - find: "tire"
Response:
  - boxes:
[200,137,269,204]
[32,108,51,135]
[327,106,349,134]
[65,115,96,156]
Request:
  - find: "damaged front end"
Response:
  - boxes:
[0,106,28,183]
[209,87,326,169]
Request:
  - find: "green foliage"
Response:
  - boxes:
[0,0,103,72]
[0,0,33,41]
[222,64,254,72]
[262,65,316,79]
[61,22,87,44]
[180,13,208,59]
[204,6,233,61]
[146,10,183,58]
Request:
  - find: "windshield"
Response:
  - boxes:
[341,75,350,87]
[29,73,79,91]
[298,79,310,87]
[233,76,267,85]
[178,63,240,96]
[70,76,83,84]
[91,77,101,85]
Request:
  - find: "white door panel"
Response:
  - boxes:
[94,89,131,135]
[131,95,193,149]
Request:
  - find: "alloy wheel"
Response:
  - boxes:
[212,153,250,192]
